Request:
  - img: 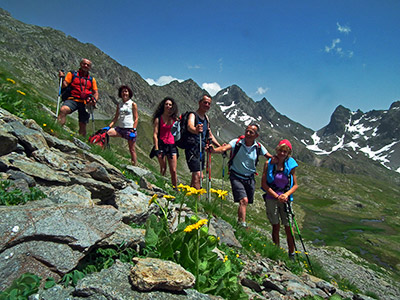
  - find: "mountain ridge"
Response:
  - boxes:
[1,7,399,176]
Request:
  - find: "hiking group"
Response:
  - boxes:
[56,58,299,259]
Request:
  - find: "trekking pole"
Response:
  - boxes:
[285,202,314,274]
[284,202,300,260]
[206,139,212,203]
[55,70,64,119]
[220,151,227,210]
[199,123,203,190]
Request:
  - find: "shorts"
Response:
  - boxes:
[63,100,90,123]
[158,140,178,159]
[229,171,255,204]
[264,194,290,226]
[185,144,205,172]
[115,127,136,142]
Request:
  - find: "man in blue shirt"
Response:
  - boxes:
[209,124,275,227]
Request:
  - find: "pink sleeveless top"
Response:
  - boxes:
[159,117,175,144]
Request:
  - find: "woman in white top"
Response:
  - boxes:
[107,85,138,165]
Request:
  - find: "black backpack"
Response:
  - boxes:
[171,111,210,149]
[228,135,262,171]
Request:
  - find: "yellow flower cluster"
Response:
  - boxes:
[17,90,26,96]
[210,188,228,200]
[163,195,176,200]
[184,219,208,232]
[7,78,16,84]
[177,184,207,196]
[223,255,228,263]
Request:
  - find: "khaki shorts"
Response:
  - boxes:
[264,194,291,226]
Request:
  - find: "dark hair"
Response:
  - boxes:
[248,123,260,133]
[118,85,133,98]
[152,97,179,122]
[199,94,211,103]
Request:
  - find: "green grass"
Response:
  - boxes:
[1,71,400,296]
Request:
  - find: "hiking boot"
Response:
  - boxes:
[237,221,247,228]
[288,253,295,261]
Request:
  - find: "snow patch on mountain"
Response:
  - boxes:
[360,141,398,165]
[217,101,236,112]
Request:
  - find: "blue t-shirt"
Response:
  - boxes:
[229,138,268,178]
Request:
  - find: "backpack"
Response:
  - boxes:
[61,71,93,101]
[266,157,298,201]
[171,111,209,149]
[88,128,109,148]
[228,135,262,171]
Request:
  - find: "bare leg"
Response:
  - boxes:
[238,197,249,223]
[191,171,201,189]
[285,225,295,254]
[157,154,167,176]
[79,122,87,137]
[272,224,280,246]
[168,154,178,187]
[128,139,137,166]
[57,105,71,126]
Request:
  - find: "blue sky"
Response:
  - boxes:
[1,0,400,130]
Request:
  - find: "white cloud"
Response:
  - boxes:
[324,38,353,58]
[325,38,341,53]
[145,75,184,86]
[256,87,269,95]
[337,22,351,34]
[188,65,201,69]
[202,82,222,96]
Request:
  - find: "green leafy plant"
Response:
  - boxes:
[0,180,46,206]
[144,213,248,299]
[0,273,41,299]
[60,270,85,287]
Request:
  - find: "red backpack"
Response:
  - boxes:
[88,128,109,148]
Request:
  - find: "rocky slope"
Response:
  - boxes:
[1,108,399,299]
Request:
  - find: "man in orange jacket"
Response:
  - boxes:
[57,58,99,136]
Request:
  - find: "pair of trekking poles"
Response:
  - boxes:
[55,71,96,132]
[284,202,313,273]
[199,132,228,208]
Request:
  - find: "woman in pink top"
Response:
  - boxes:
[152,97,179,188]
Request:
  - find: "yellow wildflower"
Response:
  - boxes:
[223,255,228,263]
[7,78,16,84]
[164,195,176,200]
[249,243,252,247]
[43,123,47,127]
[184,218,208,232]
[17,90,26,96]
[148,194,158,206]
[236,254,239,258]
[211,188,228,200]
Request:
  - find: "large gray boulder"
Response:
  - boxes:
[0,203,122,289]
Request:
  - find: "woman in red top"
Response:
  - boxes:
[152,97,179,188]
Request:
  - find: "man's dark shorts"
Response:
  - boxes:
[63,100,90,123]
[229,172,255,204]
[185,145,205,172]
